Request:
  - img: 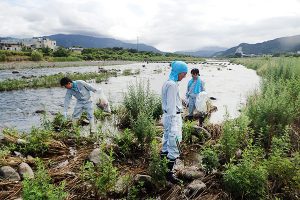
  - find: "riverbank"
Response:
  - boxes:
[0,60,136,70]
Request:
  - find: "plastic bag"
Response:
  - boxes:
[195,91,208,113]
[97,90,111,113]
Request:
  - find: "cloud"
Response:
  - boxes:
[1,0,300,51]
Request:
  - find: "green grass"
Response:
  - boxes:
[0,71,116,91]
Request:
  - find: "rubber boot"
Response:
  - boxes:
[89,119,96,134]
[160,151,168,160]
[198,115,205,127]
[186,115,193,121]
[166,159,182,184]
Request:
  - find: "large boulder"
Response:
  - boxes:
[177,166,205,181]
[133,174,157,192]
[0,166,21,181]
[88,148,109,165]
[108,175,130,198]
[18,162,34,179]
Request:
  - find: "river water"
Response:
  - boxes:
[0,61,260,132]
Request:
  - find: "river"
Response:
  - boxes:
[0,61,260,132]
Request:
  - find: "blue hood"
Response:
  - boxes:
[169,61,188,81]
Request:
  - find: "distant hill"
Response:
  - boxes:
[0,37,14,41]
[47,34,161,53]
[216,35,300,56]
[175,46,227,57]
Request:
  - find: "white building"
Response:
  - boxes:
[0,42,22,51]
[22,37,57,50]
[69,47,83,53]
[0,37,57,51]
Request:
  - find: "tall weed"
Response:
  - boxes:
[123,80,162,123]
[219,114,252,162]
[81,148,118,196]
[148,140,168,187]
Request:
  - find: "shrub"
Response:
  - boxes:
[182,120,196,143]
[201,147,220,173]
[219,114,251,162]
[114,128,136,157]
[22,159,68,200]
[267,153,299,194]
[17,128,52,156]
[246,79,299,149]
[81,148,118,196]
[31,50,43,61]
[127,181,145,200]
[223,160,268,200]
[0,53,6,61]
[53,47,70,57]
[122,69,132,76]
[148,140,168,187]
[51,113,80,138]
[94,108,106,121]
[123,80,162,125]
[132,111,156,146]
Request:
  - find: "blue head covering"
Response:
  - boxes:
[169,61,188,81]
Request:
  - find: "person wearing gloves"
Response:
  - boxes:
[186,68,205,121]
[161,60,188,184]
[60,77,99,133]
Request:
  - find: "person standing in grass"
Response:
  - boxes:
[161,61,188,184]
[186,68,205,123]
[60,77,100,133]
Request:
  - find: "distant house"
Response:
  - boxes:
[69,47,83,53]
[0,37,57,51]
[0,40,22,51]
[22,37,57,50]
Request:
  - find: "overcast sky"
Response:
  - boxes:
[1,0,300,52]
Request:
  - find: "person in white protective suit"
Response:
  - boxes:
[161,61,188,184]
[60,77,102,133]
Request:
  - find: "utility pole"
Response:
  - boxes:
[136,36,139,52]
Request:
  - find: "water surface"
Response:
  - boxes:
[0,61,260,132]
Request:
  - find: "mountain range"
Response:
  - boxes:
[47,34,161,53]
[2,34,300,57]
[216,35,300,56]
[175,46,227,57]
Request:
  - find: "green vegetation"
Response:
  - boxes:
[219,114,252,162]
[223,156,268,200]
[201,147,219,173]
[1,56,300,199]
[30,50,43,61]
[0,71,116,91]
[122,68,140,76]
[182,120,195,143]
[114,128,136,157]
[123,80,162,123]
[81,148,118,197]
[22,159,68,200]
[222,57,300,199]
[148,140,168,187]
[0,47,204,63]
